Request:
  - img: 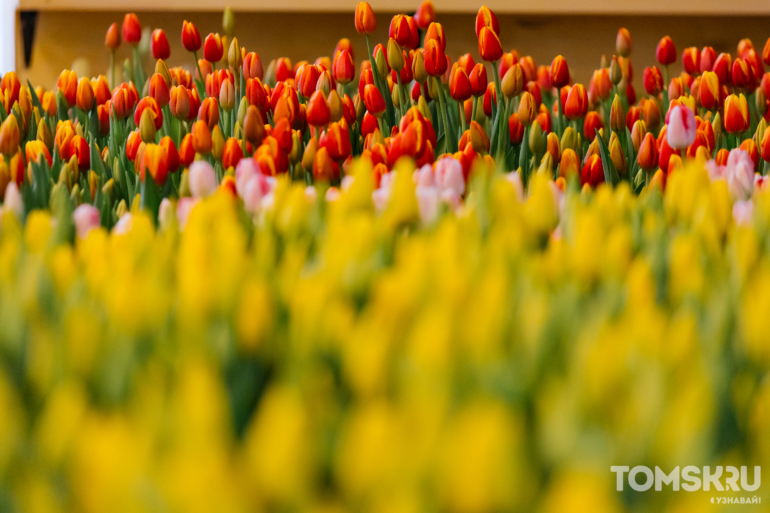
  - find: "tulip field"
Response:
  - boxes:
[1,2,770,511]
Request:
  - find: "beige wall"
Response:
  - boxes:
[14,10,770,93]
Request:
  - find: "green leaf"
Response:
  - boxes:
[140,170,161,223]
[596,133,620,187]
[90,141,106,178]
[27,80,44,111]
[435,133,446,155]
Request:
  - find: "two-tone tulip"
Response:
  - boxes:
[424,40,448,77]
[501,64,524,99]
[550,55,570,89]
[75,77,94,112]
[478,27,503,63]
[57,70,77,108]
[334,49,355,85]
[140,143,169,185]
[204,33,224,63]
[0,116,20,157]
[643,66,663,96]
[354,2,377,35]
[637,132,659,171]
[105,22,121,50]
[450,67,473,102]
[517,91,536,127]
[363,84,386,117]
[470,63,488,97]
[616,28,632,57]
[198,97,220,130]
[610,94,625,133]
[475,6,499,38]
[182,20,202,53]
[724,93,750,134]
[243,52,264,81]
[666,104,696,150]
[583,111,603,141]
[169,86,191,120]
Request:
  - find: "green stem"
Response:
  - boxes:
[557,88,564,139]
[471,96,478,125]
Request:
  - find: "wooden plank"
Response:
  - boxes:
[17,0,770,14]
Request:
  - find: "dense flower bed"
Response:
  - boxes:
[0,2,769,511]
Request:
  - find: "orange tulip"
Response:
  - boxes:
[469,63,488,97]
[75,77,94,112]
[700,71,719,110]
[355,2,377,35]
[682,47,700,74]
[152,29,170,60]
[149,73,170,108]
[57,70,77,108]
[243,52,264,81]
[478,27,503,63]
[724,93,749,134]
[140,143,169,185]
[182,20,202,53]
[333,49,355,85]
[125,130,142,161]
[581,154,604,188]
[198,97,220,130]
[583,111,603,141]
[204,33,224,63]
[297,64,321,99]
[169,86,191,120]
[414,1,435,30]
[97,104,110,136]
[637,133,659,171]
[616,28,631,57]
[105,22,121,50]
[425,22,446,53]
[424,40,447,77]
[134,97,163,130]
[517,91,536,127]
[389,15,411,48]
[178,134,195,167]
[192,120,212,155]
[246,78,269,112]
[713,53,732,85]
[313,146,339,181]
[122,13,141,45]
[25,140,53,167]
[222,138,244,169]
[564,83,588,120]
[0,116,20,157]
[363,84,386,117]
[761,125,770,162]
[91,75,111,105]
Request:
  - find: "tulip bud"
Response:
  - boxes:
[616,28,632,57]
[139,108,157,143]
[243,105,265,147]
[105,22,121,50]
[502,64,524,99]
[559,148,580,178]
[220,79,235,111]
[122,13,141,45]
[564,83,588,120]
[756,117,767,149]
[0,115,20,157]
[37,118,53,151]
[724,93,750,135]
[227,37,242,72]
[223,6,236,37]
[610,94,625,133]
[387,38,404,72]
[391,84,402,109]
[630,119,647,152]
[478,26,503,62]
[518,92,536,127]
[355,2,377,35]
[637,132,658,171]
[211,126,225,160]
[559,127,577,154]
[609,133,626,175]
[546,132,561,164]
[537,152,553,175]
[529,121,546,155]
[192,120,212,155]
[470,121,490,154]
[302,137,318,170]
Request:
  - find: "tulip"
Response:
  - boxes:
[105,22,121,50]
[564,83,588,120]
[631,120,647,152]
[313,146,339,181]
[149,73,170,108]
[550,55,570,89]
[69,135,90,171]
[610,94,625,133]
[182,20,202,53]
[204,33,224,64]
[682,47,700,75]
[307,91,331,127]
[592,68,612,101]
[616,28,632,57]
[125,130,141,162]
[518,92,536,127]
[355,2,377,35]
[210,126,225,161]
[228,37,243,71]
[325,121,352,161]
[222,138,244,170]
[470,121,490,154]
[139,108,157,144]
[0,116,20,157]
[713,53,732,86]
[666,104,696,150]
[607,133,625,175]
[581,154,604,188]
[643,66,663,96]
[189,161,218,198]
[192,120,212,155]
[470,63,488,97]
[122,13,141,45]
[502,64,524,99]
[414,0,435,29]
[724,93,750,134]
[700,71,720,110]
[25,140,52,167]
[75,77,94,112]
[656,36,676,66]
[583,112,604,141]
[199,97,220,130]
[558,148,579,178]
[475,6,500,38]
[761,126,770,162]
[363,84,386,117]
[151,29,170,60]
[243,52,264,81]
[140,143,169,185]
[73,204,101,238]
[334,50,355,85]
[178,134,195,167]
[637,133,659,171]
[546,132,561,163]
[478,27,503,63]
[388,15,411,48]
[159,137,180,173]
[57,70,77,108]
[509,112,525,144]
[170,86,191,120]
[424,40,448,77]
[450,67,473,102]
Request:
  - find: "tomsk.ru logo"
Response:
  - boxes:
[611,466,761,492]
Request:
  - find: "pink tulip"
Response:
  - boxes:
[189,161,217,198]
[666,104,696,150]
[73,204,101,238]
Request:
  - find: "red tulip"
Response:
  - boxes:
[152,29,170,60]
[122,13,141,45]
